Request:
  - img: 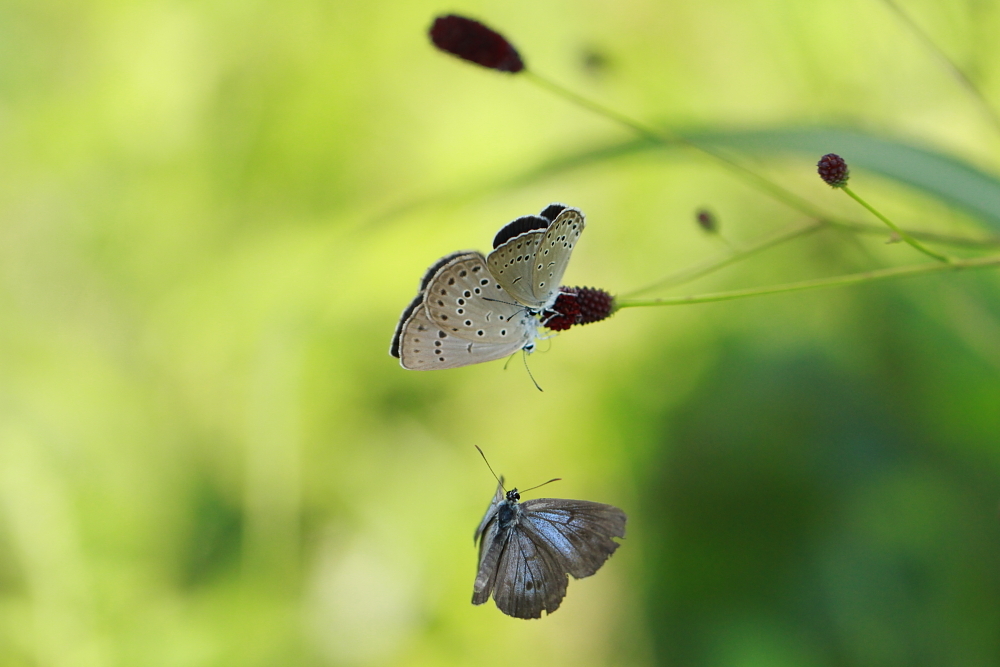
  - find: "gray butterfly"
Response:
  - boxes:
[389,251,539,369]
[472,477,627,619]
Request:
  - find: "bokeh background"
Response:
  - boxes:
[2,0,1000,665]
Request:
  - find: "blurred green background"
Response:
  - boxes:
[2,0,1000,665]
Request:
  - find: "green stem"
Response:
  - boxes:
[523,69,827,220]
[620,219,826,298]
[826,219,1000,248]
[841,186,951,262]
[619,214,1000,301]
[615,254,1000,309]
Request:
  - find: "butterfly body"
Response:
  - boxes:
[473,480,626,619]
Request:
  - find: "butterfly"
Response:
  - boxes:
[389,204,585,370]
[472,475,627,619]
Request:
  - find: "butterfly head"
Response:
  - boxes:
[505,488,521,503]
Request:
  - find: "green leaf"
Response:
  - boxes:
[540,126,1000,231]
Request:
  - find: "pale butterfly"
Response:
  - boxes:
[389,204,585,370]
[472,447,627,619]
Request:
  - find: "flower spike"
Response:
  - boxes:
[429,15,525,73]
[545,287,615,331]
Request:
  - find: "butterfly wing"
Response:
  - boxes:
[422,252,536,346]
[490,525,569,619]
[474,479,505,544]
[390,250,482,360]
[487,207,585,310]
[472,479,507,606]
[529,207,585,310]
[472,512,505,607]
[486,229,548,309]
[389,290,425,360]
[393,295,527,369]
[520,498,626,579]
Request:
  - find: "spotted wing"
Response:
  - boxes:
[422,252,536,346]
[486,230,548,309]
[394,295,526,369]
[529,207,585,310]
[390,251,471,359]
[519,498,626,579]
[489,525,569,618]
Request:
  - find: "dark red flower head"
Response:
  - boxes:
[817,153,850,188]
[544,287,615,331]
[429,15,525,73]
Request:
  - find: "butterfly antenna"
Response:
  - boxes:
[523,349,543,392]
[475,446,506,492]
[520,477,562,495]
[483,297,521,308]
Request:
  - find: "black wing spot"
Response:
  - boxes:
[437,331,447,338]
[464,320,472,326]
[477,330,484,336]
[459,270,467,277]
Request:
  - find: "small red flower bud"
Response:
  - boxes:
[544,287,615,331]
[817,153,850,188]
[429,15,525,73]
[696,209,717,233]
